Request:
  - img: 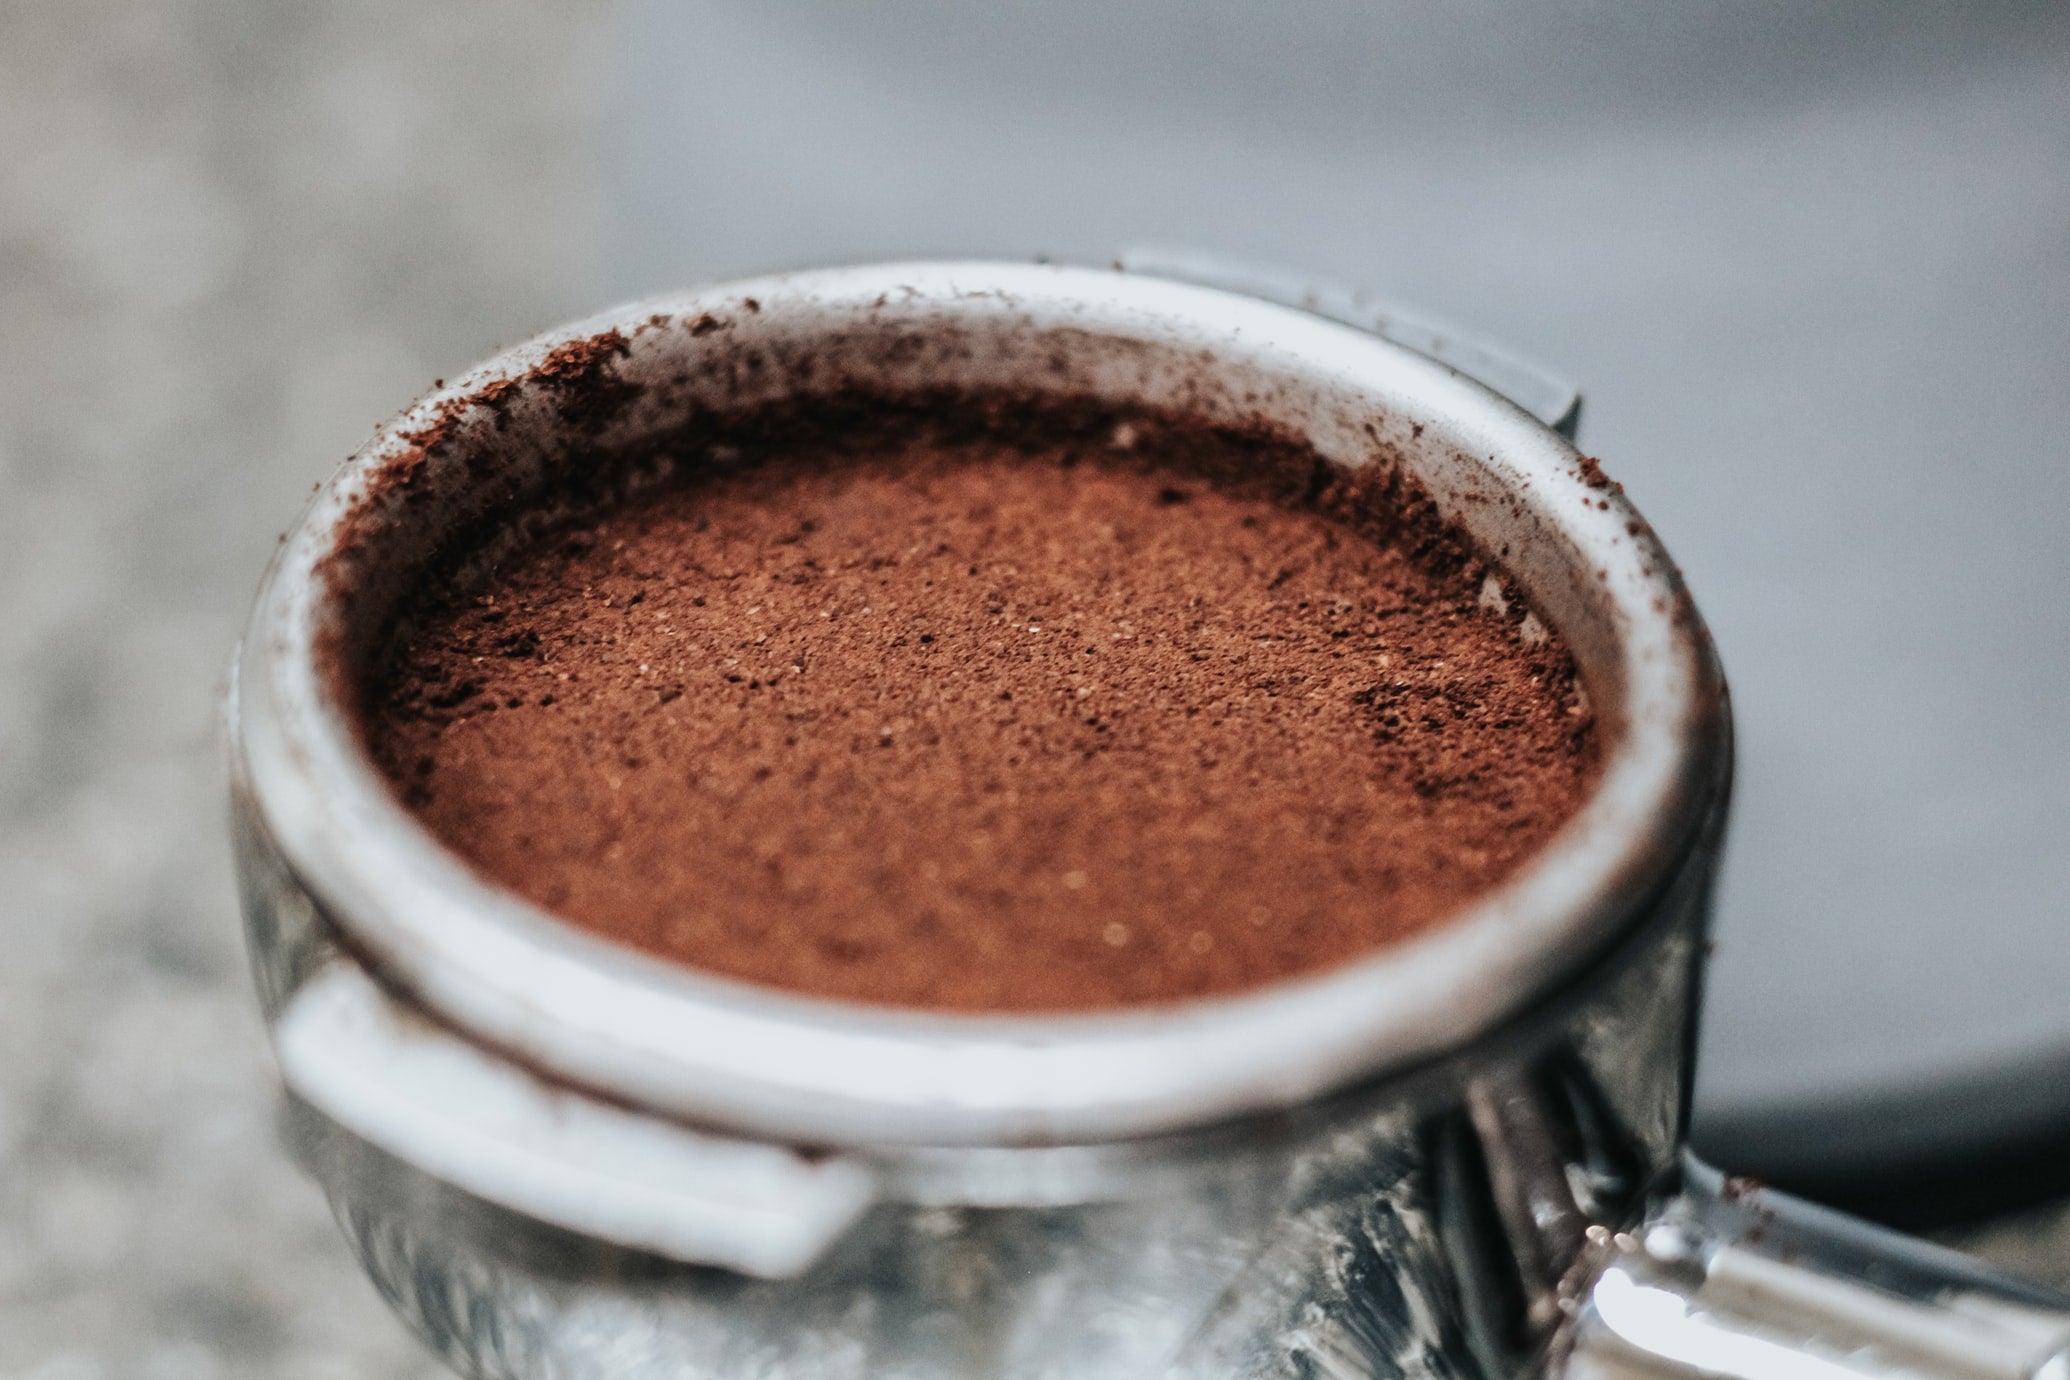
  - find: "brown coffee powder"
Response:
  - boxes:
[364,403,1597,1012]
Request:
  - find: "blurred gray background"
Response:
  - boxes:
[2,1,2067,1374]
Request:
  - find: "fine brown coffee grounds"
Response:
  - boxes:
[363,402,1599,1012]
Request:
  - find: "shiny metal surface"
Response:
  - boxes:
[1559,1163,2070,1379]
[234,764,1717,1377]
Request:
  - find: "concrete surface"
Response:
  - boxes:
[0,3,599,1374]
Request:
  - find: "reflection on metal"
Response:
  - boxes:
[237,771,1722,1378]
[1582,1264,1874,1380]
[275,963,875,1278]
[1558,1168,2070,1380]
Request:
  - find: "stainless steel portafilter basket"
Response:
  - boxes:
[229,261,2070,1378]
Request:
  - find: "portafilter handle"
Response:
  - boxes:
[1554,1157,2070,1380]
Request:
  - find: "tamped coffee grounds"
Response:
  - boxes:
[363,400,1598,1012]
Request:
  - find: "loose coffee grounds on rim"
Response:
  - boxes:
[361,398,1599,1013]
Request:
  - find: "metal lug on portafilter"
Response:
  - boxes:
[1113,247,1586,440]
[1465,1073,1597,1334]
[1428,1055,1653,1376]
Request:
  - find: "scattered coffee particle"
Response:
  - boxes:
[1576,453,1623,495]
[363,400,1598,1013]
